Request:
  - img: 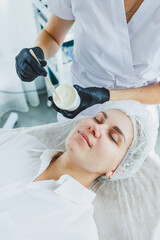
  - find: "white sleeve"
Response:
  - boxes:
[46,0,75,20]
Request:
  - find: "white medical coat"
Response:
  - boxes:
[47,0,160,89]
[46,0,160,121]
[0,132,98,240]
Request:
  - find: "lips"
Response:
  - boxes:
[78,131,91,147]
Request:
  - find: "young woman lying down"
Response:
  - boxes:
[0,100,156,240]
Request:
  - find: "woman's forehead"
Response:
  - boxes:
[97,109,126,119]
[104,109,128,120]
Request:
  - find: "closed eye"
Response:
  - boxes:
[93,117,101,124]
[109,134,117,144]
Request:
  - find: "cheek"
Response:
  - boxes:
[65,136,77,153]
[96,139,112,156]
[90,140,111,164]
[92,140,120,170]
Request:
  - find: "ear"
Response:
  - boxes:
[105,170,116,179]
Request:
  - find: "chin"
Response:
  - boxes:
[66,142,85,159]
[65,139,77,153]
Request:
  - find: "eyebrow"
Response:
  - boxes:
[113,126,126,143]
[101,111,108,120]
[101,111,126,143]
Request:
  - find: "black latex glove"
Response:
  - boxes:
[15,46,47,82]
[48,84,110,119]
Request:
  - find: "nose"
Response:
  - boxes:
[88,122,103,138]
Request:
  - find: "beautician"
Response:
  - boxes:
[15,0,160,121]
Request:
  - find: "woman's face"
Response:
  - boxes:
[65,109,133,178]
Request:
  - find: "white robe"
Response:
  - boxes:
[0,132,98,240]
[46,0,160,88]
[46,0,160,122]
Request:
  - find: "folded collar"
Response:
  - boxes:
[34,149,96,204]
[54,174,96,205]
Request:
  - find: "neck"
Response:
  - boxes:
[46,151,100,189]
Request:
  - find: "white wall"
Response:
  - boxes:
[0,0,38,57]
[0,0,41,118]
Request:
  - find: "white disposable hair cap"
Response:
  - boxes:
[94,100,157,181]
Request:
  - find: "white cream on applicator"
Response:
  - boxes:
[29,49,80,112]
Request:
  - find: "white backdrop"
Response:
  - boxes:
[0,0,44,120]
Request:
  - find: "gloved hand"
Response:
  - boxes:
[48,84,110,119]
[15,46,47,82]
